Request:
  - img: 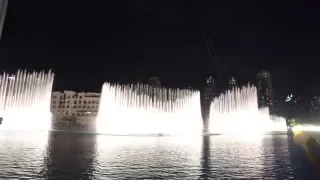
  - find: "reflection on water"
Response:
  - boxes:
[0,131,49,179]
[262,135,293,178]
[0,132,318,179]
[287,135,317,179]
[200,136,211,179]
[200,136,265,179]
[96,135,202,179]
[43,132,97,180]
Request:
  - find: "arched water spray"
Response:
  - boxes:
[96,83,202,136]
[0,70,54,130]
[209,84,287,134]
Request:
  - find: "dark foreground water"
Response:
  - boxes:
[0,131,317,179]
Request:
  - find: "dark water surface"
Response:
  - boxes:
[0,131,317,179]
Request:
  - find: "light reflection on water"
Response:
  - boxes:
[0,132,317,179]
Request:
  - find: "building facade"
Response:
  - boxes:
[51,91,100,127]
[256,70,274,112]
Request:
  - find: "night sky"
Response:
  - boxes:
[0,1,319,98]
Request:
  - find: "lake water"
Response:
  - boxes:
[0,131,317,179]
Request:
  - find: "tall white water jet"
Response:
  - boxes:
[209,84,287,134]
[96,83,202,136]
[0,70,54,130]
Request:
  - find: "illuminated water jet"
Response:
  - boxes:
[0,70,54,131]
[209,84,287,134]
[96,83,202,136]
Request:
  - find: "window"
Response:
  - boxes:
[79,101,81,104]
[87,106,90,108]
[88,101,91,104]
[66,105,69,108]
[53,96,57,99]
[79,96,82,99]
[73,105,76,108]
[67,96,70,99]
[74,101,77,104]
[82,105,85,108]
[84,101,86,104]
[72,113,75,116]
[78,105,81,108]
[52,101,56,104]
[52,105,56,108]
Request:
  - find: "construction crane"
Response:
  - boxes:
[0,0,8,40]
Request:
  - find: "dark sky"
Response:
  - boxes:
[0,0,319,98]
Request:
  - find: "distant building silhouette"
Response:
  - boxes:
[147,76,161,100]
[201,76,217,132]
[310,96,320,114]
[148,76,161,88]
[0,0,8,39]
[228,77,237,89]
[256,70,274,112]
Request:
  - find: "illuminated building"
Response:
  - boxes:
[228,77,237,89]
[51,91,100,126]
[201,76,217,132]
[310,96,320,113]
[256,70,274,112]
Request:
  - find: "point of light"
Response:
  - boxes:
[8,76,15,80]
[292,124,320,134]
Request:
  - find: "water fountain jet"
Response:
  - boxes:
[96,83,202,136]
[0,70,54,131]
[209,84,287,135]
